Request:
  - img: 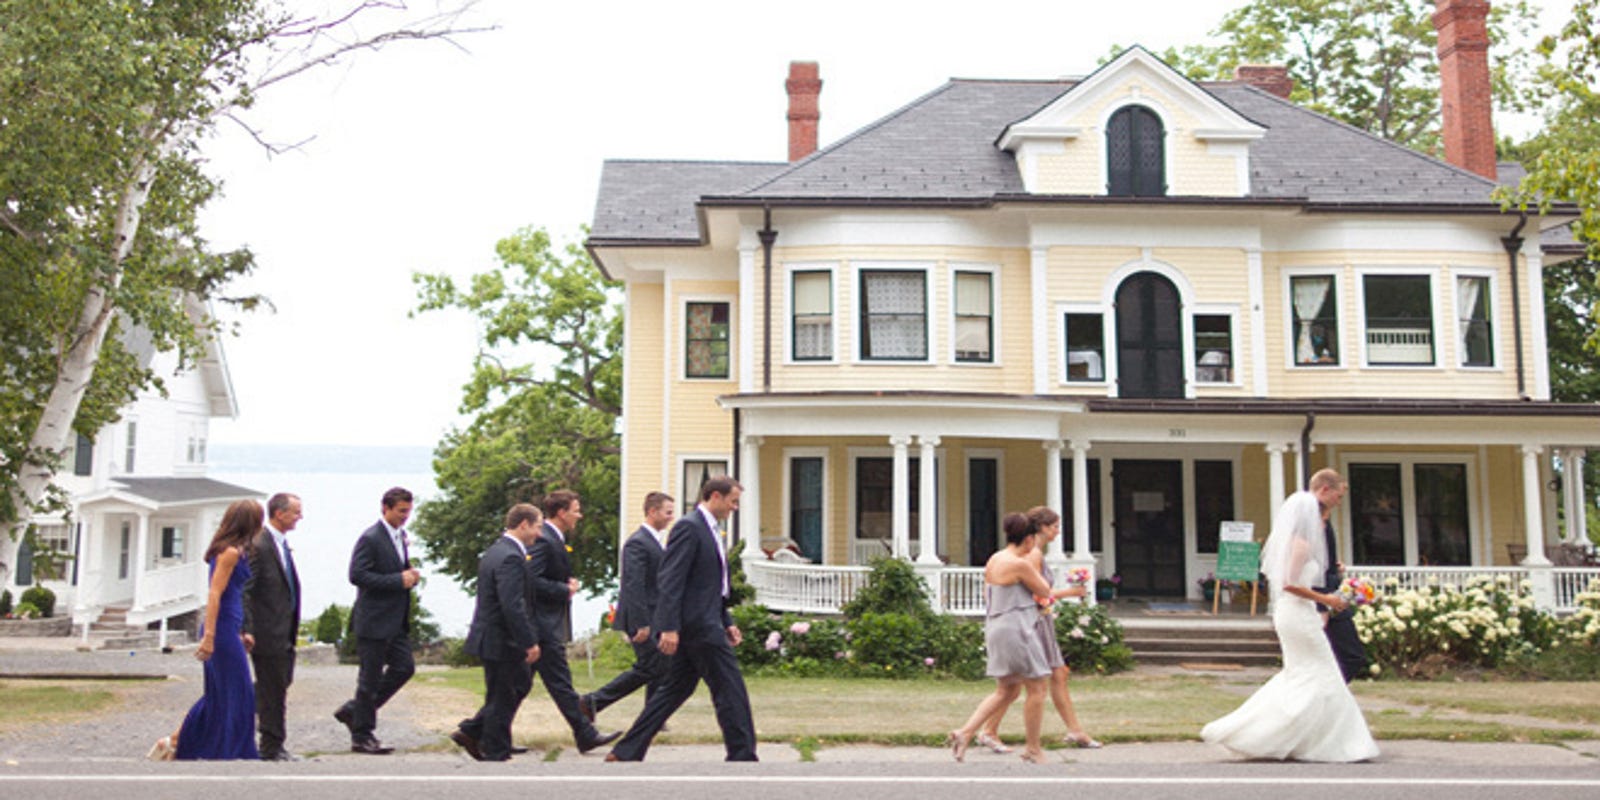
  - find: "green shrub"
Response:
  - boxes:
[313,604,347,644]
[19,586,55,618]
[846,612,929,676]
[439,637,480,668]
[923,614,987,680]
[13,601,41,619]
[840,557,932,619]
[731,604,783,667]
[0,589,12,616]
[1052,601,1134,674]
[1354,575,1559,678]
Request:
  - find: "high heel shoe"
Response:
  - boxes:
[1063,731,1103,749]
[945,730,969,763]
[1019,749,1048,764]
[146,735,176,761]
[974,731,1012,754]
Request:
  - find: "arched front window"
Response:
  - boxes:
[1106,105,1165,197]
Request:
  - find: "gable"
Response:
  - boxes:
[998,47,1265,197]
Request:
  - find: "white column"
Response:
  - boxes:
[1266,444,1288,528]
[131,511,151,612]
[1070,441,1092,560]
[890,435,912,560]
[1520,445,1551,566]
[1561,449,1588,545]
[916,436,941,564]
[739,435,763,549]
[1041,439,1068,572]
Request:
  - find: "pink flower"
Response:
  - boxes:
[834,651,846,659]
[923,657,936,666]
[764,631,782,651]
[789,621,811,635]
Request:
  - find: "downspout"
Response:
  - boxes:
[759,206,778,393]
[1300,412,1316,490]
[732,407,742,544]
[1501,213,1528,399]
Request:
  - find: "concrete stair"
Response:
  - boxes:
[84,605,191,651]
[1120,617,1281,667]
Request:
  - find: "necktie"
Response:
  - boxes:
[399,529,411,568]
[283,544,299,610]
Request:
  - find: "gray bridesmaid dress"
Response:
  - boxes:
[984,580,1052,681]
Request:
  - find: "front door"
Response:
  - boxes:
[1112,459,1185,596]
[967,458,999,566]
[1115,271,1184,398]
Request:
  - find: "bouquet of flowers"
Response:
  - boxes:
[1338,576,1377,606]
[1066,567,1092,586]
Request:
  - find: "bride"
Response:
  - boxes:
[1201,472,1378,762]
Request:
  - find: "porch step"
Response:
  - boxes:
[1116,616,1280,667]
[96,630,191,651]
[1125,636,1281,655]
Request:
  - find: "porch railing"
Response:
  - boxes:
[1346,565,1529,594]
[1554,568,1600,611]
[940,568,987,617]
[131,559,207,621]
[744,559,872,615]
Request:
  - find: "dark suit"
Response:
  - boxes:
[242,526,301,757]
[610,508,756,762]
[1317,519,1369,682]
[525,521,603,744]
[459,535,540,760]
[342,521,416,742]
[585,526,670,714]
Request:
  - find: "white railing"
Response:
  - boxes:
[1553,568,1600,611]
[1366,326,1433,364]
[850,539,894,566]
[131,559,207,621]
[745,558,872,615]
[940,568,987,617]
[1347,565,1528,594]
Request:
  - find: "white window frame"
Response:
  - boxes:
[1355,266,1442,370]
[1282,267,1346,370]
[677,455,731,510]
[1057,302,1110,388]
[948,262,1001,366]
[678,295,737,382]
[852,261,932,365]
[1337,451,1480,566]
[1451,268,1500,371]
[123,419,138,473]
[781,447,831,563]
[1190,303,1241,387]
[784,263,836,364]
[845,446,947,563]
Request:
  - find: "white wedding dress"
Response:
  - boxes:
[1201,494,1379,763]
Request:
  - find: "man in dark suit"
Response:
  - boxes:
[1311,468,1369,682]
[526,490,620,753]
[607,476,756,762]
[451,504,544,761]
[580,492,675,720]
[242,492,304,761]
[334,487,421,754]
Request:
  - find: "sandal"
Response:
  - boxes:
[974,731,1012,754]
[1019,749,1049,764]
[146,735,176,761]
[1063,731,1103,749]
[945,730,969,763]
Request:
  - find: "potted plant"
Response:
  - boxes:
[1197,573,1218,602]
[1094,573,1121,602]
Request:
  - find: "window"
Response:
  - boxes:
[953,270,993,363]
[685,302,730,378]
[1060,458,1103,552]
[1351,463,1405,565]
[1193,461,1235,553]
[1290,275,1339,365]
[1106,105,1165,197]
[682,460,728,507]
[118,522,131,580]
[791,271,832,361]
[1064,313,1105,382]
[790,457,824,562]
[1350,460,1472,566]
[859,270,926,360]
[854,457,933,546]
[1414,463,1470,566]
[160,525,185,560]
[73,434,93,476]
[1363,274,1434,365]
[1457,276,1493,367]
[1193,314,1233,383]
[124,421,137,472]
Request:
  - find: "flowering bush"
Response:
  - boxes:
[1352,575,1559,678]
[1052,601,1134,674]
[1560,578,1600,646]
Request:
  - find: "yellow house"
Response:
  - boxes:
[588,37,1599,612]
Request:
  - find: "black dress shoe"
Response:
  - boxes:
[351,739,394,755]
[259,749,302,762]
[576,729,622,754]
[449,730,484,761]
[509,745,529,755]
[578,694,595,723]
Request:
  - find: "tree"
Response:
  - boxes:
[0,1,484,581]
[410,228,623,597]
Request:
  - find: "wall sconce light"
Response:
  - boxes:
[1547,475,1562,493]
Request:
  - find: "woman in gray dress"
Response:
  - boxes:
[947,512,1055,763]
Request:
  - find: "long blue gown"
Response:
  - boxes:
[174,553,259,760]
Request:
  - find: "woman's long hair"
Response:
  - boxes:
[1002,511,1038,546]
[204,499,263,562]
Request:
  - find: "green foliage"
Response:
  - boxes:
[439,637,480,668]
[18,586,54,618]
[727,539,755,607]
[839,557,933,619]
[732,603,984,679]
[1354,575,1560,678]
[408,590,442,647]
[12,601,40,619]
[313,604,347,645]
[0,589,11,616]
[1543,259,1600,536]
[1052,602,1135,675]
[411,227,622,597]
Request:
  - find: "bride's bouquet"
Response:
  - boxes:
[1338,576,1377,606]
[1066,567,1092,586]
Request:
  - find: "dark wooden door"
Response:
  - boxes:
[1112,459,1185,596]
[1115,272,1184,398]
[967,458,999,566]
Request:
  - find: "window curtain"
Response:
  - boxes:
[954,273,991,357]
[1456,276,1482,366]
[793,273,832,358]
[1293,277,1331,363]
[865,272,925,357]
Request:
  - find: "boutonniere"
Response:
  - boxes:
[565,545,573,553]
[525,554,533,561]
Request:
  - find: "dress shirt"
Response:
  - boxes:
[382,518,408,565]
[502,532,528,557]
[698,504,729,598]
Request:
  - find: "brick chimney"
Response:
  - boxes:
[786,61,821,162]
[1433,0,1497,180]
[1234,64,1294,99]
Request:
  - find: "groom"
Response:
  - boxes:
[1309,468,1369,682]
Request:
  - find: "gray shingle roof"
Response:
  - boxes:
[106,477,261,504]
[591,76,1504,242]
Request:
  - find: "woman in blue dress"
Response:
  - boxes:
[148,499,261,761]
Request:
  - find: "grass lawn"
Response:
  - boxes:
[409,666,1600,749]
[0,680,119,732]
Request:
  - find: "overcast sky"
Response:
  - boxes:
[201,0,1569,449]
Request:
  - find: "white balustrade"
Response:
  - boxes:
[939,568,987,617]
[131,560,207,617]
[1552,568,1600,612]
[744,558,873,615]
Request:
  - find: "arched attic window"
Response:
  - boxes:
[1106,105,1166,197]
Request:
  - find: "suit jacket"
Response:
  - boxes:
[242,527,301,653]
[652,508,733,644]
[1318,519,1342,593]
[526,521,574,644]
[464,535,540,661]
[349,521,412,640]
[613,525,665,637]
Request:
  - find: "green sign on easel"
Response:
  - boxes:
[1214,522,1260,615]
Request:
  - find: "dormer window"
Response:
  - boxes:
[1106,105,1165,197]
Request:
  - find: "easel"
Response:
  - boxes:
[1211,579,1259,616]
[1213,521,1260,617]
